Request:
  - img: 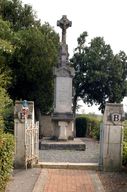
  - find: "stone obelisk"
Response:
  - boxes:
[52,15,74,140]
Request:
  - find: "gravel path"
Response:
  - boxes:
[98,171,127,192]
[39,138,100,163]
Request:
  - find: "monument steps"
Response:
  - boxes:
[39,137,86,151]
[34,162,99,170]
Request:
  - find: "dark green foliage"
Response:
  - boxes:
[71,32,127,114]
[8,25,59,113]
[123,121,127,166]
[3,103,14,133]
[0,0,59,114]
[0,17,14,191]
[123,141,127,166]
[0,17,14,133]
[76,117,87,137]
[0,131,14,192]
[0,17,14,88]
[0,0,40,31]
[76,114,101,140]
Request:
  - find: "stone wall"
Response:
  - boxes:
[39,115,53,137]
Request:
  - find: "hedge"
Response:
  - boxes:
[123,121,127,166]
[76,114,101,140]
[0,131,14,192]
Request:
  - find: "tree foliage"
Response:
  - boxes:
[0,17,13,130]
[71,32,127,113]
[0,0,40,31]
[0,0,59,114]
[9,25,59,113]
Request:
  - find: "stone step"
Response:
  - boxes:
[39,142,86,151]
[34,162,99,170]
[39,137,86,151]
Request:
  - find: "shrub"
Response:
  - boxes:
[75,117,87,137]
[123,141,127,166]
[76,114,101,140]
[0,86,13,131]
[3,103,14,134]
[0,131,14,192]
[123,121,127,166]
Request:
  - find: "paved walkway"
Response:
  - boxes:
[6,138,103,192]
[5,168,41,192]
[41,169,105,192]
[6,168,105,192]
[39,138,100,163]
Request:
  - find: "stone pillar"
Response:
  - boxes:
[14,100,34,168]
[100,103,124,171]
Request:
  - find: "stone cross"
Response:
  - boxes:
[57,15,72,44]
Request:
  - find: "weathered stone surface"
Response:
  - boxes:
[39,137,86,151]
[57,15,72,44]
[39,115,53,137]
[39,138,99,163]
[58,121,68,140]
[14,101,35,168]
[14,100,39,168]
[54,77,72,113]
[51,112,73,120]
[39,143,86,151]
[54,66,74,77]
[52,16,74,141]
[100,103,124,171]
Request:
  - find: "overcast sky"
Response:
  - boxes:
[22,0,127,114]
[22,0,127,55]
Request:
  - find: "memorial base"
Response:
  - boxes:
[58,121,68,141]
[51,113,74,141]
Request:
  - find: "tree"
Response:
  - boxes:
[0,17,13,130]
[0,17,14,89]
[8,24,59,113]
[0,0,40,31]
[71,32,127,113]
[0,0,59,114]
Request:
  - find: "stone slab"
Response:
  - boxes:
[34,162,99,170]
[55,77,72,113]
[39,142,86,150]
[51,112,74,120]
[39,137,87,150]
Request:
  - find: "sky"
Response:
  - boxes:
[22,0,127,114]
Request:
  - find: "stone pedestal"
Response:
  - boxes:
[52,112,74,140]
[58,121,68,140]
[100,103,124,171]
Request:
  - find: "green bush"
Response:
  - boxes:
[76,114,101,140]
[0,131,14,192]
[3,103,14,134]
[123,121,127,165]
[76,117,87,137]
[123,141,127,166]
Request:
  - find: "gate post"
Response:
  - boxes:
[100,103,124,171]
[99,122,104,170]
[14,100,38,168]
